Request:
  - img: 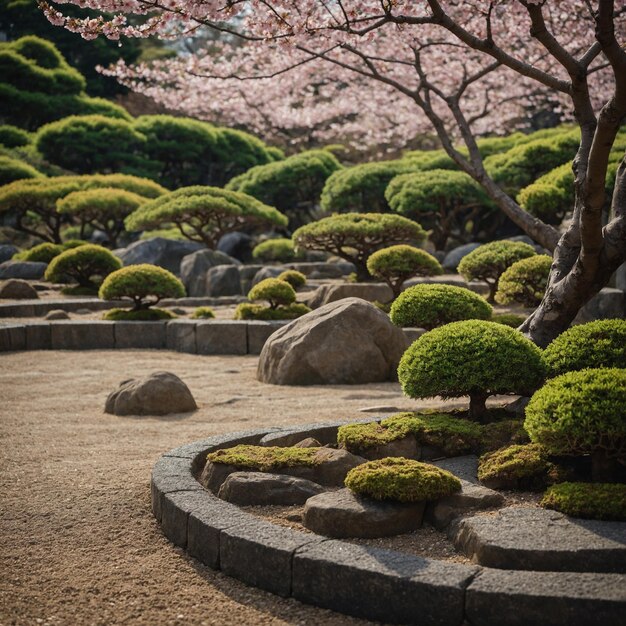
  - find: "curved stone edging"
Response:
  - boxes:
[152,423,626,626]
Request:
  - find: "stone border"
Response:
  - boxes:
[152,423,626,626]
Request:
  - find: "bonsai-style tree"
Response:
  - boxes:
[525,368,626,482]
[56,187,146,247]
[276,270,306,290]
[13,242,64,263]
[44,243,121,294]
[0,155,41,186]
[542,319,626,377]
[385,169,493,250]
[367,245,443,299]
[125,186,288,249]
[234,277,311,320]
[458,241,537,303]
[389,284,492,330]
[398,320,546,420]
[99,264,185,320]
[227,149,341,229]
[495,255,553,307]
[293,213,425,281]
[248,278,295,310]
[0,125,31,148]
[252,238,298,263]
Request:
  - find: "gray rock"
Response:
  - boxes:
[45,309,70,320]
[504,396,531,417]
[573,288,626,323]
[180,249,241,296]
[204,265,242,297]
[0,261,47,280]
[217,232,254,262]
[0,279,39,299]
[250,266,284,287]
[104,371,197,416]
[425,479,504,529]
[218,472,325,505]
[116,237,203,275]
[616,262,626,291]
[303,488,425,538]
[0,244,19,264]
[305,283,393,309]
[257,298,409,385]
[451,506,626,572]
[293,438,322,448]
[432,455,479,484]
[442,243,481,270]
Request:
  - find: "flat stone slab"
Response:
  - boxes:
[303,488,425,538]
[218,472,325,505]
[451,506,626,572]
[432,455,479,484]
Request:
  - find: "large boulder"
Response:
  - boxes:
[573,288,626,324]
[0,244,19,264]
[204,265,242,297]
[104,371,197,416]
[217,472,325,505]
[0,261,47,280]
[217,232,254,262]
[304,283,393,309]
[442,243,481,271]
[0,279,39,299]
[180,249,241,296]
[115,237,204,275]
[257,298,409,385]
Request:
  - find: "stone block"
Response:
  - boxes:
[432,455,479,484]
[114,322,166,349]
[293,540,477,625]
[246,321,288,355]
[160,490,206,549]
[574,288,626,323]
[196,321,246,355]
[0,324,26,351]
[25,322,51,350]
[50,321,115,350]
[165,320,196,353]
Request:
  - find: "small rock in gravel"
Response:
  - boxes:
[76,308,92,315]
[168,307,187,315]
[218,472,326,505]
[293,438,322,448]
[45,309,70,320]
[0,279,39,300]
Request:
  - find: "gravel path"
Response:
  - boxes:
[0,350,472,626]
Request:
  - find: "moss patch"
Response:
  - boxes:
[480,419,529,452]
[345,457,461,503]
[234,302,311,321]
[206,444,321,471]
[102,307,175,321]
[337,422,407,455]
[541,482,626,521]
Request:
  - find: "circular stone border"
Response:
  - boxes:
[152,421,626,626]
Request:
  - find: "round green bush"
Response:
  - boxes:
[344,457,461,503]
[389,284,492,330]
[543,319,626,377]
[398,320,546,419]
[277,270,306,289]
[366,245,443,298]
[44,244,121,289]
[495,254,552,307]
[233,302,311,321]
[252,238,297,262]
[98,264,185,311]
[541,482,626,521]
[0,125,31,148]
[102,307,175,321]
[524,368,626,480]
[14,242,64,263]
[248,278,296,309]
[191,306,216,319]
[457,240,537,302]
[490,313,527,328]
[0,155,41,185]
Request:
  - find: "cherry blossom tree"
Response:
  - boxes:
[41,0,626,346]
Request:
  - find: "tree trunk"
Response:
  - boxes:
[468,392,488,421]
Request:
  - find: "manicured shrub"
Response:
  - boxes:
[234,302,311,321]
[252,238,298,263]
[525,368,626,482]
[98,264,185,312]
[366,245,443,298]
[14,242,63,263]
[541,482,626,521]
[44,244,121,291]
[490,313,527,328]
[495,254,552,307]
[344,458,461,503]
[248,278,296,309]
[103,307,175,321]
[293,213,426,281]
[277,270,306,289]
[207,444,320,471]
[0,125,31,148]
[398,320,546,419]
[457,240,537,302]
[389,284,492,329]
[191,306,216,319]
[0,155,42,185]
[542,319,626,377]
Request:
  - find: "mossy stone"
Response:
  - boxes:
[541,482,626,521]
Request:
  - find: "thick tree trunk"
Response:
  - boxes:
[468,392,488,421]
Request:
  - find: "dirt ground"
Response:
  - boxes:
[0,349,478,626]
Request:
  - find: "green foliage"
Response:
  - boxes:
[389,284,492,329]
[0,154,41,185]
[490,313,528,328]
[191,306,216,319]
[0,124,31,147]
[398,320,546,419]
[542,319,626,377]
[248,278,296,308]
[44,243,121,288]
[102,307,175,321]
[277,270,306,289]
[293,212,426,280]
[125,185,288,249]
[98,264,185,311]
[367,245,443,298]
[227,149,341,228]
[0,36,130,130]
[480,419,530,451]
[344,457,461,503]
[524,368,626,459]
[233,302,311,321]
[252,238,298,262]
[207,444,320,471]
[457,240,537,302]
[385,169,494,249]
[14,241,63,262]
[495,254,552,307]
[541,482,626,521]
